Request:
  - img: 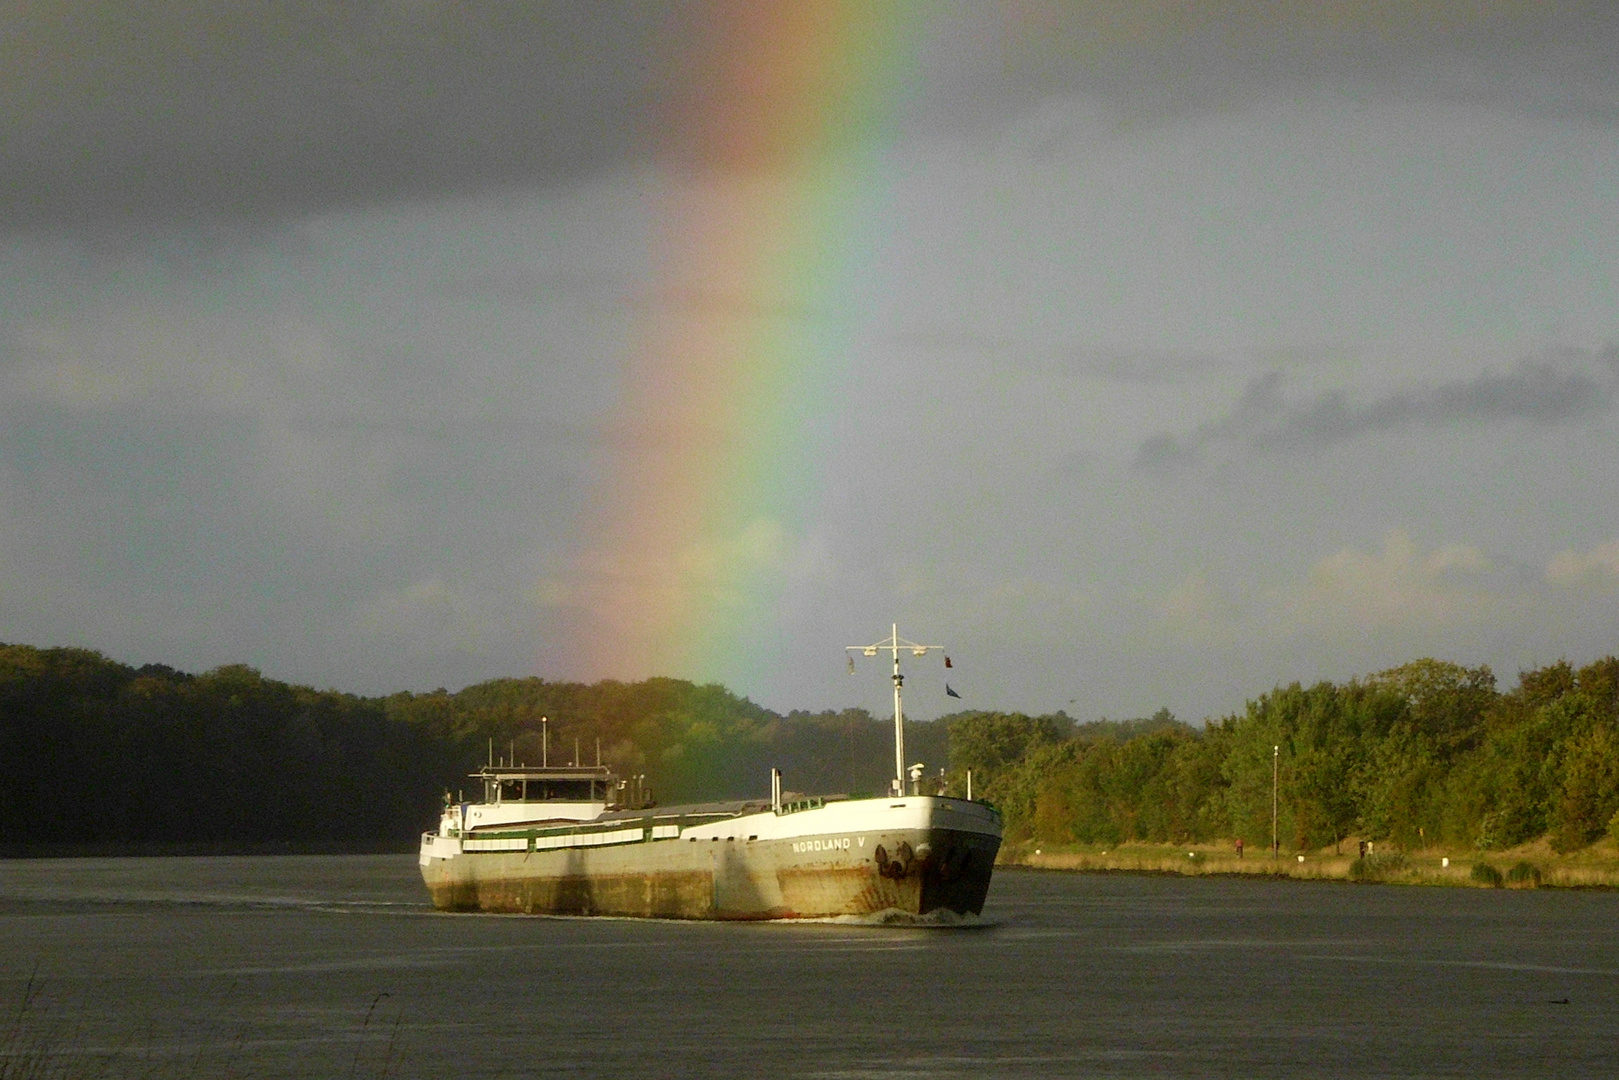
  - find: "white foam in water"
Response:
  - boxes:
[794,907,995,929]
[438,908,996,928]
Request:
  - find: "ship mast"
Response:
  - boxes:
[847,624,944,796]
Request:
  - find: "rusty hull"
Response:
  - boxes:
[422,826,999,920]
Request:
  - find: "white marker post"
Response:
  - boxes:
[1272,745,1279,859]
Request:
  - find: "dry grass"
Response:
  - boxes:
[999,835,1619,889]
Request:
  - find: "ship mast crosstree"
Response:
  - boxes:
[846,624,944,796]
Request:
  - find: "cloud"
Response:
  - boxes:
[994,0,1619,130]
[4,2,1617,233]
[0,2,702,232]
[1,302,264,414]
[1137,527,1619,720]
[1547,540,1619,589]
[1136,347,1619,465]
[1153,530,1503,645]
[1290,531,1496,629]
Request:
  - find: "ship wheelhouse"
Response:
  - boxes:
[484,765,616,806]
[444,762,654,836]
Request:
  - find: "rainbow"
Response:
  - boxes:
[564,4,928,687]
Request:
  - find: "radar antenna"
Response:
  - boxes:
[846,624,945,796]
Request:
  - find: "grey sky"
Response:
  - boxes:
[3,2,1617,724]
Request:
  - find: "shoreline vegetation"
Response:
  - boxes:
[953,655,1619,891]
[996,837,1619,889]
[6,642,1619,880]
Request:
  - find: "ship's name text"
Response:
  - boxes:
[791,837,855,853]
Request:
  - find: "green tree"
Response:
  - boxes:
[946,712,1071,786]
[1550,722,1619,851]
[1366,659,1496,751]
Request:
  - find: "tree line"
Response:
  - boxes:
[948,656,1619,853]
[382,673,946,804]
[6,641,1617,855]
[0,643,943,852]
[0,647,457,851]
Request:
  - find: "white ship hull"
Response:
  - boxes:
[419,795,1001,920]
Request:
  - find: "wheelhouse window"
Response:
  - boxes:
[493,778,600,802]
[534,779,596,801]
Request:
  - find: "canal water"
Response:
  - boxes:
[1,855,1616,1078]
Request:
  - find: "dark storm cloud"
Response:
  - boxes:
[4,1,1619,234]
[0,1,704,231]
[997,0,1619,125]
[1137,346,1619,465]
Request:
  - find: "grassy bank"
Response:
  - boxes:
[997,836,1619,888]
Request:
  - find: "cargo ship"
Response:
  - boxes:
[418,626,1002,920]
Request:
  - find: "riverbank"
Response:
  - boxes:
[997,836,1619,888]
[0,838,416,859]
